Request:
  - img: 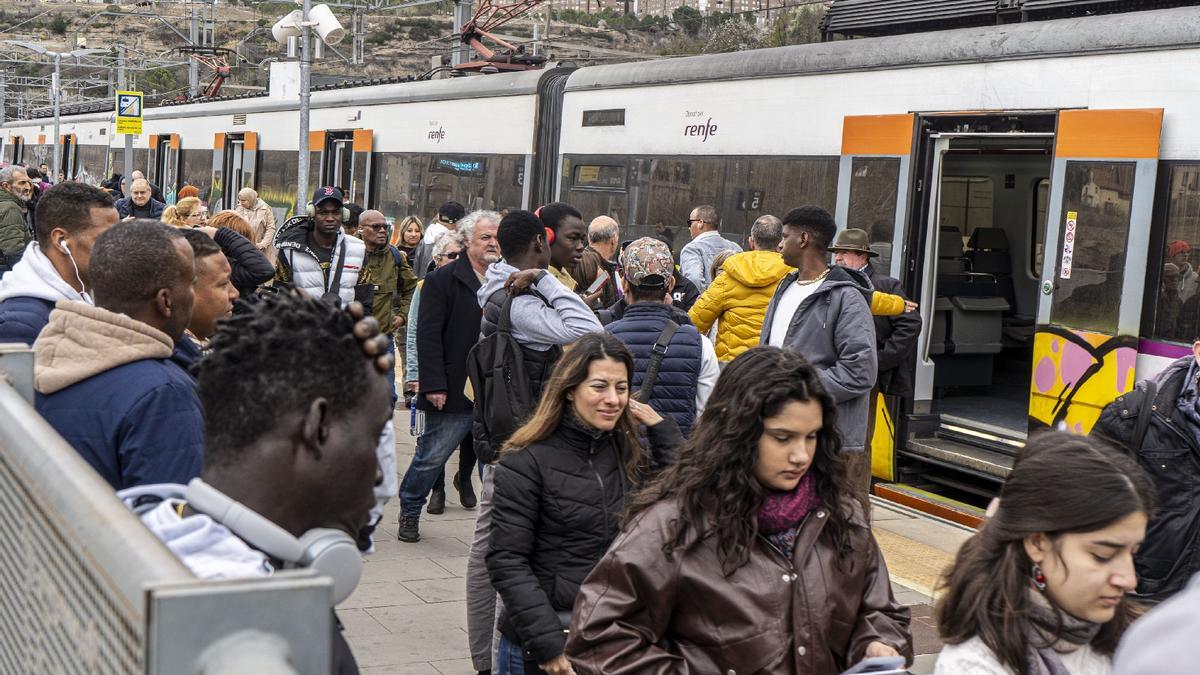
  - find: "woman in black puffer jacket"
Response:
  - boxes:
[486,332,681,675]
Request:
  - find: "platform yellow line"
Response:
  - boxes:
[872,527,956,599]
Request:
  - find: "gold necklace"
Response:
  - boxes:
[795,268,830,287]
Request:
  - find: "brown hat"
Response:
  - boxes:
[830,228,878,257]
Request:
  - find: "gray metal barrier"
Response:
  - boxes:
[0,345,332,674]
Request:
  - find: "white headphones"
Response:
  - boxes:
[184,478,363,606]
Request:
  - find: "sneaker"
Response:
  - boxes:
[454,473,478,509]
[397,515,421,543]
[427,488,446,515]
[356,524,376,554]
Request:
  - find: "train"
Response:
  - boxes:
[7,5,1200,518]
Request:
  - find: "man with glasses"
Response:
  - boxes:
[273,186,367,307]
[680,204,742,291]
[358,209,418,403]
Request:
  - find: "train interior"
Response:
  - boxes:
[899,130,1055,506]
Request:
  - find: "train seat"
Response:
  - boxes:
[967,227,1017,315]
[929,296,953,356]
[937,226,969,276]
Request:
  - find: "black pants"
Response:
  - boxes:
[434,432,477,491]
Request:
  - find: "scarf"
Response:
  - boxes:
[1026,588,1103,675]
[756,473,821,558]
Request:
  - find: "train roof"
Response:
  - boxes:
[4,69,549,127]
[564,5,1200,92]
[821,0,1199,39]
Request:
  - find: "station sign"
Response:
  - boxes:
[115,90,143,135]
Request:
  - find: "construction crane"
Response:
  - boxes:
[455,0,547,73]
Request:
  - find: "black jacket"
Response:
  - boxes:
[866,263,921,398]
[416,255,482,414]
[213,228,274,300]
[1093,356,1200,601]
[486,414,682,663]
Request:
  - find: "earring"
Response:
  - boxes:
[1031,562,1047,592]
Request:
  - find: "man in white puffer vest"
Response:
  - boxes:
[272,185,393,553]
[273,186,367,307]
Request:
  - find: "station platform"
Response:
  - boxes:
[345,417,974,673]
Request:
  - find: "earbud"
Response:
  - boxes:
[59,240,70,254]
[544,227,555,245]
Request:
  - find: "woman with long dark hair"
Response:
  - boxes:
[565,346,911,674]
[487,332,681,675]
[933,433,1153,674]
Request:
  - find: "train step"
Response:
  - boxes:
[873,483,985,530]
[937,414,1025,457]
[901,436,1014,482]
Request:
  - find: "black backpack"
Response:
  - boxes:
[467,295,538,447]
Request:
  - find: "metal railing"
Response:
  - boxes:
[0,345,332,674]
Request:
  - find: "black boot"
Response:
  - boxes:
[427,487,446,515]
[453,472,477,509]
[397,515,420,543]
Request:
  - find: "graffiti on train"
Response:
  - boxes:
[1028,326,1137,434]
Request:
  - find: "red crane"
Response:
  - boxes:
[455,0,548,73]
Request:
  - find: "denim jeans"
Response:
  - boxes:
[384,335,397,407]
[399,409,473,518]
[495,634,527,675]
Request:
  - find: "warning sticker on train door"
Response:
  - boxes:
[1060,211,1077,279]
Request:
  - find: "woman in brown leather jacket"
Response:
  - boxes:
[565,346,912,674]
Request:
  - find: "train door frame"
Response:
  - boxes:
[150,133,181,203]
[835,114,917,481]
[8,137,22,165]
[1028,109,1163,434]
[316,129,373,207]
[210,132,259,211]
[59,133,77,180]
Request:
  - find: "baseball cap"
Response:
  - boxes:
[312,186,344,207]
[622,237,674,289]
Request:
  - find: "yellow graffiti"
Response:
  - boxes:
[1028,328,1137,435]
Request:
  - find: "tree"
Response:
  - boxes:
[144,67,179,95]
[672,5,702,37]
[49,15,68,35]
[765,4,826,48]
[703,18,761,53]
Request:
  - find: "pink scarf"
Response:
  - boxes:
[757,472,821,534]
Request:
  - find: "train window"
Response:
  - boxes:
[847,157,900,258]
[1148,163,1200,343]
[430,156,488,178]
[1031,178,1049,277]
[582,109,625,127]
[1049,161,1135,334]
[374,152,523,223]
[572,164,627,191]
[940,176,993,240]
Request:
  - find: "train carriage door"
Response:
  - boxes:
[9,137,21,165]
[211,133,226,209]
[1030,108,1163,434]
[211,132,257,210]
[349,129,373,207]
[59,134,76,180]
[151,134,181,202]
[241,132,258,197]
[836,114,917,481]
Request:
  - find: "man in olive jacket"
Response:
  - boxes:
[0,166,33,271]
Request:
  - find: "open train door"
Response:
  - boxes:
[210,132,258,210]
[835,113,917,481]
[150,133,181,202]
[348,129,373,207]
[1030,109,1163,434]
[59,133,77,180]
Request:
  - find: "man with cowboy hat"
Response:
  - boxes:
[832,227,922,462]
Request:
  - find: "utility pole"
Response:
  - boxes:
[189,8,200,96]
[296,0,313,211]
[117,45,131,180]
[451,0,473,67]
[0,73,6,128]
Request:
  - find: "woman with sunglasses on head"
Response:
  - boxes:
[487,332,681,675]
[933,432,1152,675]
[566,346,911,674]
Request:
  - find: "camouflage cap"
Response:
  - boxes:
[622,236,674,288]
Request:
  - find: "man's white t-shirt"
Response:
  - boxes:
[423,221,449,245]
[767,280,821,348]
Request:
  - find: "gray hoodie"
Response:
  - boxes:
[760,265,878,452]
[1115,570,1200,674]
[477,260,602,350]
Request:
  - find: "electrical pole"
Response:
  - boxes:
[51,53,61,184]
[0,73,6,128]
[296,0,313,211]
[117,45,131,180]
[189,8,200,96]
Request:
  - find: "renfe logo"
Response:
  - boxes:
[428,127,446,143]
[683,117,718,142]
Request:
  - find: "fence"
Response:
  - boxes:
[0,344,332,674]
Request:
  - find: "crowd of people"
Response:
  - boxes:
[0,169,1197,675]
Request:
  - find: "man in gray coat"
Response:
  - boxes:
[760,205,878,496]
[679,204,742,291]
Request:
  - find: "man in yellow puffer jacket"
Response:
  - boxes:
[690,215,909,361]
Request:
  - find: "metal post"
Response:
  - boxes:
[189,8,200,96]
[296,0,312,211]
[51,54,61,184]
[118,45,131,181]
[0,72,7,127]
